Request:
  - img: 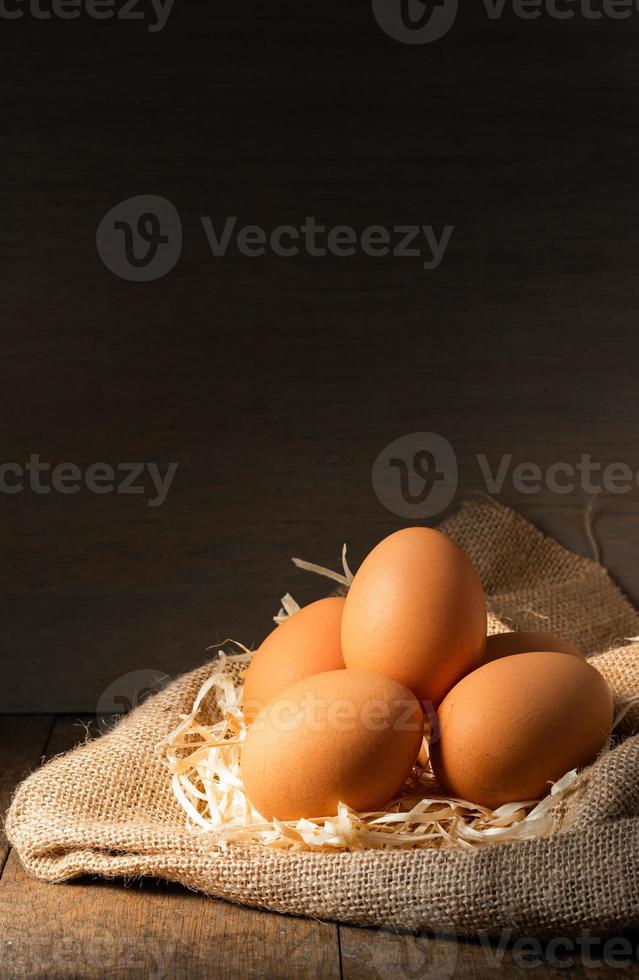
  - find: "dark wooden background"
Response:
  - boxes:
[3,2,639,711]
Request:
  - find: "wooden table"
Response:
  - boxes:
[3,3,639,976]
[1,715,638,978]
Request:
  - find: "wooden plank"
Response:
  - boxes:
[0,716,340,980]
[339,924,639,978]
[0,715,54,872]
[0,855,340,980]
[4,717,639,976]
[3,6,639,714]
[3,492,638,713]
[42,714,97,757]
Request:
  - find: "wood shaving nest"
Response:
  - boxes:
[159,550,630,854]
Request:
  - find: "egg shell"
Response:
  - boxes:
[341,527,487,707]
[429,651,614,810]
[241,669,424,821]
[484,631,582,663]
[242,597,345,725]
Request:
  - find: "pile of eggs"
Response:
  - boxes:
[241,528,614,821]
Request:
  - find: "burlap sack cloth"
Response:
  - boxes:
[6,500,639,937]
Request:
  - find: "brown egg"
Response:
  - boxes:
[484,631,582,663]
[430,652,613,810]
[341,528,487,707]
[241,669,424,821]
[242,597,345,724]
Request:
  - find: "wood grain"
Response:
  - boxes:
[339,923,639,978]
[3,5,639,711]
[2,715,639,977]
[3,2,639,975]
[0,715,53,871]
[0,854,340,980]
[0,716,340,980]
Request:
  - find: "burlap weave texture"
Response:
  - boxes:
[6,501,639,937]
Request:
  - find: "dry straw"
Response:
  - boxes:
[162,649,585,851]
[7,500,639,937]
[161,549,632,853]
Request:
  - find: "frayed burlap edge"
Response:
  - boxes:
[6,500,639,938]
